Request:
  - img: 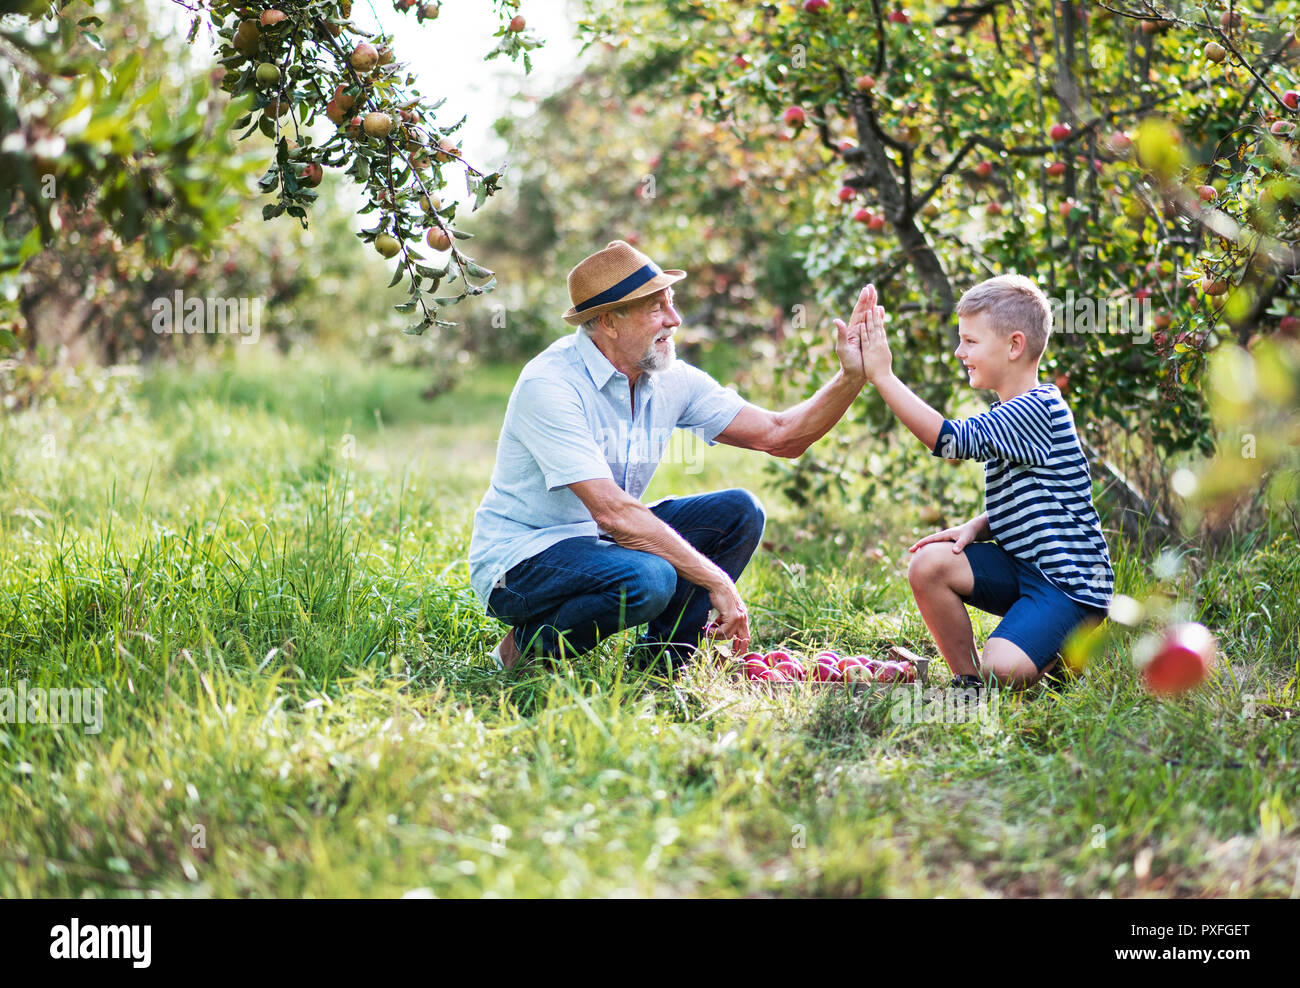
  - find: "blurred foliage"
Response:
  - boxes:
[0,0,540,372]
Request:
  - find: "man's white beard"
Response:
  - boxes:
[637,338,676,374]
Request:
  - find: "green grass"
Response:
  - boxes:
[0,348,1297,897]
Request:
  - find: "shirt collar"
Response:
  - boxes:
[572,328,656,394]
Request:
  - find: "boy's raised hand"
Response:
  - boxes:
[832,284,877,384]
[858,289,892,384]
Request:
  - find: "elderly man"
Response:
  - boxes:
[468,240,878,672]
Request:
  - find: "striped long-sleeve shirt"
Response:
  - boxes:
[932,383,1114,610]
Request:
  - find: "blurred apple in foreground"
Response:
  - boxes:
[1142,622,1216,695]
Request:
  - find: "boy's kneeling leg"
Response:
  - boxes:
[980,636,1044,689]
[907,543,980,677]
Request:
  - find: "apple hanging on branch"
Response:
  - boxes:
[209,0,535,333]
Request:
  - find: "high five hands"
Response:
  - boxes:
[833,283,891,386]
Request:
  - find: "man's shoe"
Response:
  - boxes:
[490,628,521,671]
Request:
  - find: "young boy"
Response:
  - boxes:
[846,275,1113,688]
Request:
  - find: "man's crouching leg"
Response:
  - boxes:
[636,488,766,669]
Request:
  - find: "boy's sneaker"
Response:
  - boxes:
[949,674,984,692]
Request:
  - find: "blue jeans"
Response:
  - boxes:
[485,488,765,663]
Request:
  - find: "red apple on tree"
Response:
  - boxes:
[1047,161,1066,177]
[855,74,876,93]
[783,105,806,126]
[765,649,793,667]
[973,160,993,178]
[852,208,872,223]
[867,213,886,230]
[837,185,856,202]
[1283,90,1300,111]
[300,162,323,187]
[426,226,452,251]
[508,14,526,31]
[1196,184,1217,201]
[1280,316,1300,336]
[888,9,910,24]
[1049,122,1072,140]
[802,0,830,11]
[350,42,379,72]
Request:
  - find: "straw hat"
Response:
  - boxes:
[562,240,686,326]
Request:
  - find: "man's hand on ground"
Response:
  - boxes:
[706,577,751,654]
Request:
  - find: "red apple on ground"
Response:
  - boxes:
[812,661,842,682]
[775,660,806,681]
[873,661,909,683]
[744,657,770,680]
[844,664,876,683]
[1142,622,1216,695]
[765,649,793,667]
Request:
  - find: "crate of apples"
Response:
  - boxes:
[738,649,919,687]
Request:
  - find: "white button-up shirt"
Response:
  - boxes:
[468,328,746,605]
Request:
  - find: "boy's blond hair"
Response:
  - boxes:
[955,274,1053,362]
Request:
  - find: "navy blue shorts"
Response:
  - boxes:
[960,542,1107,670]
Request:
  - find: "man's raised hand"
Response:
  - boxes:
[832,284,877,385]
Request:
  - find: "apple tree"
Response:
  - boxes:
[574,0,1300,531]
[1,0,543,362]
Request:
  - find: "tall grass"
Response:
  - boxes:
[0,349,1296,897]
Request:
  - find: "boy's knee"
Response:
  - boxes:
[908,543,958,591]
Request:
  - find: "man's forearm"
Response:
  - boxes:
[769,369,866,457]
[872,372,945,450]
[601,501,728,591]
